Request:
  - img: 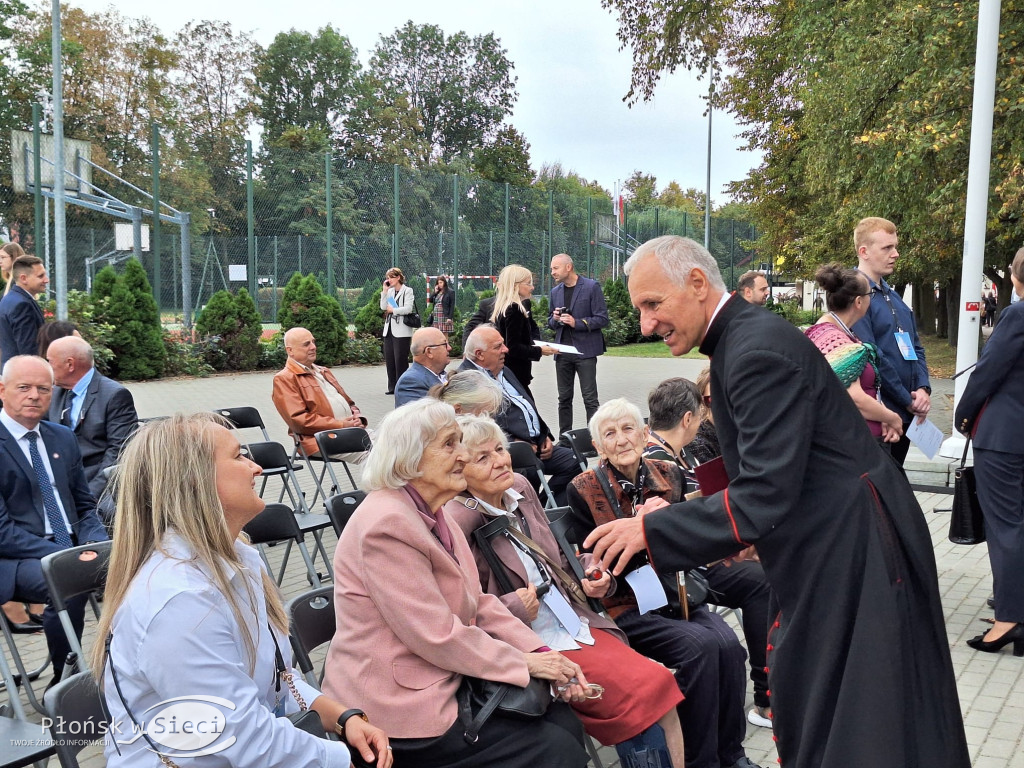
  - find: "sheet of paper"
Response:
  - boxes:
[906,418,943,460]
[543,589,583,638]
[533,340,581,355]
[386,296,399,309]
[624,564,669,615]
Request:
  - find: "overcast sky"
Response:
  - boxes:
[67,0,761,203]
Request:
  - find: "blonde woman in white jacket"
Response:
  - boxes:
[380,267,416,394]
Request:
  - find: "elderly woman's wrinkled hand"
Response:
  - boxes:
[525,651,590,703]
[581,568,611,598]
[515,583,541,622]
[636,496,670,516]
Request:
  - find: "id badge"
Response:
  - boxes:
[894,331,917,360]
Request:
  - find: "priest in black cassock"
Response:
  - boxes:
[586,236,969,768]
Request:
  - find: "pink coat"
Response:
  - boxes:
[321,487,544,738]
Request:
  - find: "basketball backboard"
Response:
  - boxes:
[10,130,93,195]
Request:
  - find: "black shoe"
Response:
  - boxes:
[28,612,44,625]
[384,390,395,395]
[987,598,996,609]
[8,621,43,634]
[966,623,1024,657]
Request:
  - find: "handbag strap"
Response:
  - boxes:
[457,678,509,744]
[593,464,627,519]
[959,434,972,470]
[271,623,308,711]
[501,525,589,607]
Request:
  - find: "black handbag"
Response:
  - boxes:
[949,437,986,545]
[457,675,551,743]
[403,290,422,328]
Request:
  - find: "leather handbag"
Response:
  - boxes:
[457,675,552,743]
[403,290,422,328]
[949,437,986,545]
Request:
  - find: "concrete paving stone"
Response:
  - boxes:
[3,358,1022,767]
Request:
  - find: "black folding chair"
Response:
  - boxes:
[43,672,106,768]
[324,491,366,538]
[286,586,336,687]
[562,427,597,473]
[507,441,557,509]
[0,609,50,719]
[314,428,372,495]
[244,503,331,587]
[41,542,112,677]
[0,715,55,767]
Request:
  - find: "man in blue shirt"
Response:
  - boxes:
[850,217,930,467]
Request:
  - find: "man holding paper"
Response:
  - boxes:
[549,254,609,438]
[584,236,969,768]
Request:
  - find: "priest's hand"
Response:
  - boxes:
[583,517,646,577]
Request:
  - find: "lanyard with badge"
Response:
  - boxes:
[874,284,918,361]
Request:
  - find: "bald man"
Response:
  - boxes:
[46,335,138,499]
[394,327,451,407]
[272,327,368,460]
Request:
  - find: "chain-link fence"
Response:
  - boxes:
[1,143,759,324]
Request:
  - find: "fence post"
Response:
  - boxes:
[246,140,255,297]
[393,164,400,268]
[586,196,593,277]
[298,235,302,274]
[452,174,459,294]
[151,123,161,318]
[325,150,335,299]
[32,103,43,258]
[342,233,348,313]
[180,211,192,330]
[730,219,736,289]
[273,235,279,320]
[489,231,493,277]
[654,206,660,238]
[504,182,510,266]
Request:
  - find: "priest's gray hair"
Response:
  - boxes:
[624,235,726,292]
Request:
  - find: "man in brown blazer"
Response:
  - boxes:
[271,327,367,459]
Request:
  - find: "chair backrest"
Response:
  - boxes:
[44,671,107,768]
[286,586,336,680]
[507,440,542,472]
[215,406,271,441]
[243,503,302,545]
[314,428,372,457]
[545,506,604,613]
[324,490,366,537]
[245,440,292,473]
[562,428,596,471]
[41,542,113,612]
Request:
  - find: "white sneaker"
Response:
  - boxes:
[747,706,772,728]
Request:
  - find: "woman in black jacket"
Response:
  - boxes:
[429,276,455,337]
[490,264,553,395]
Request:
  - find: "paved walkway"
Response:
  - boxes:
[3,356,1021,767]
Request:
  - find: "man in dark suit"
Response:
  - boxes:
[460,325,580,504]
[548,253,608,437]
[585,236,970,768]
[0,355,109,681]
[45,335,138,499]
[394,327,451,407]
[461,295,496,348]
[0,255,48,366]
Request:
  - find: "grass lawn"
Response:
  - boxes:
[605,341,707,359]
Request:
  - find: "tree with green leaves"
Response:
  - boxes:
[195,287,262,370]
[103,259,166,380]
[624,171,658,210]
[277,273,348,365]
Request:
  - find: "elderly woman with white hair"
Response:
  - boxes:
[321,398,590,768]
[429,368,505,416]
[566,398,760,768]
[445,414,686,766]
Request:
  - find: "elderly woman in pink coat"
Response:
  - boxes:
[322,398,590,768]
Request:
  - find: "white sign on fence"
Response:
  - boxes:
[228,265,247,282]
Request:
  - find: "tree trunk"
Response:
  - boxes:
[945,277,961,348]
[936,285,949,338]
[914,282,936,336]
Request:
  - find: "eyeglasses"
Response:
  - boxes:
[702,395,712,406]
[424,342,451,350]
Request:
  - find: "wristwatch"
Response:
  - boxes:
[334,708,368,741]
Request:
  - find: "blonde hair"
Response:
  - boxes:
[1,242,26,295]
[363,399,459,490]
[695,366,712,421]
[90,413,287,679]
[491,264,533,322]
[853,217,896,251]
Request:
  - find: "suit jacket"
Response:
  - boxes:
[271,358,365,455]
[494,301,542,388]
[48,372,138,498]
[446,473,624,641]
[457,359,552,446]
[462,296,496,347]
[548,276,608,359]
[394,361,445,407]
[0,285,44,366]
[641,295,968,768]
[321,486,542,739]
[955,300,1024,452]
[0,419,108,602]
[380,284,416,339]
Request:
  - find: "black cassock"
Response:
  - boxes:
[644,296,969,768]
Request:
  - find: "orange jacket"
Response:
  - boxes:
[271,357,363,455]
